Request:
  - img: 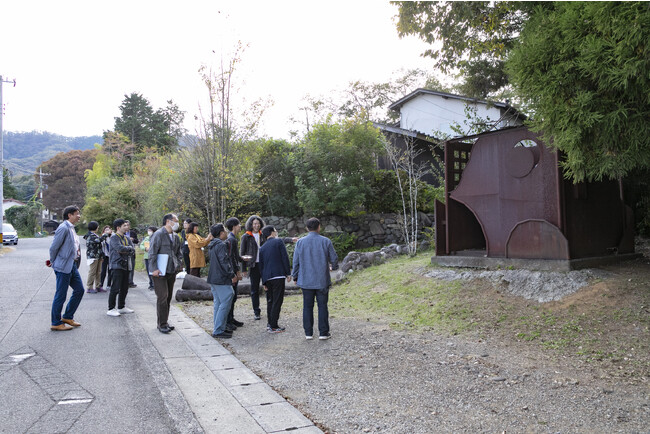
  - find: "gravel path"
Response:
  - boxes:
[181,289,649,433]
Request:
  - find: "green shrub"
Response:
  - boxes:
[5,203,41,236]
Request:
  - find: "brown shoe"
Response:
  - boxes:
[50,324,73,331]
[61,318,81,327]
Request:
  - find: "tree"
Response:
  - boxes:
[291,69,450,135]
[293,117,386,216]
[5,203,41,235]
[176,43,269,224]
[393,1,531,97]
[3,168,19,199]
[37,149,98,218]
[507,2,650,182]
[394,1,650,182]
[114,93,185,153]
[254,139,300,217]
[384,134,436,256]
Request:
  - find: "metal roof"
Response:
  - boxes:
[388,88,521,116]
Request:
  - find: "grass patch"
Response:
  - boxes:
[323,253,475,334]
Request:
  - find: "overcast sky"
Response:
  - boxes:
[1,1,436,140]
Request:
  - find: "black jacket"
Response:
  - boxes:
[258,237,291,284]
[226,232,243,273]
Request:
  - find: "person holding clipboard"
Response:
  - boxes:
[148,213,184,334]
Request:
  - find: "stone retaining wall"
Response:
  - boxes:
[264,213,434,248]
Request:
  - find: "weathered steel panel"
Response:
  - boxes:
[506,219,570,260]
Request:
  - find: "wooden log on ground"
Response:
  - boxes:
[175,289,213,302]
[181,274,211,291]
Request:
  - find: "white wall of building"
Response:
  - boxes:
[398,94,519,138]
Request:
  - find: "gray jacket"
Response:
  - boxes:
[292,231,338,290]
[148,227,183,275]
[49,220,79,274]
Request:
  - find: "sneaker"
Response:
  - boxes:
[254,314,261,320]
[305,335,314,340]
[148,286,154,291]
[319,333,331,340]
[267,327,285,334]
[226,323,237,332]
[128,283,137,288]
[86,289,97,294]
[117,307,134,314]
[97,287,107,293]
[212,331,233,339]
[232,319,244,327]
[107,308,121,317]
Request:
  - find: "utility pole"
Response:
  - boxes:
[0,75,17,245]
[38,168,51,233]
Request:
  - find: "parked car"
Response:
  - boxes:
[2,223,18,245]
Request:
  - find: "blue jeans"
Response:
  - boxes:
[51,264,85,326]
[211,284,234,335]
[302,288,329,337]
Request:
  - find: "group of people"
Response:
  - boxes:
[48,206,339,341]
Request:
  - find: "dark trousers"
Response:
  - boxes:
[302,288,329,337]
[153,273,176,327]
[249,266,261,315]
[182,249,191,272]
[189,268,201,277]
[265,279,285,329]
[144,258,154,287]
[228,282,239,323]
[109,269,130,310]
[100,259,112,288]
[51,264,85,326]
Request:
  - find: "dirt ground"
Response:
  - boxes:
[180,239,650,433]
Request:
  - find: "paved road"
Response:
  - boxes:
[0,238,320,433]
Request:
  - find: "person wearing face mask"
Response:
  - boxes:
[140,226,158,290]
[148,213,184,334]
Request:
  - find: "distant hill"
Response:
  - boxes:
[2,131,103,174]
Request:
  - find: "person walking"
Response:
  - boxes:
[140,226,157,290]
[186,222,213,277]
[47,205,85,331]
[107,219,136,317]
[148,214,184,334]
[292,217,339,340]
[258,225,291,334]
[225,217,244,330]
[207,223,237,339]
[84,221,106,293]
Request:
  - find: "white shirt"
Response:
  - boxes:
[65,220,80,259]
[253,232,261,263]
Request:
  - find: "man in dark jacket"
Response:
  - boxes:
[149,214,184,334]
[207,223,237,339]
[107,219,136,317]
[259,225,292,333]
[225,217,244,330]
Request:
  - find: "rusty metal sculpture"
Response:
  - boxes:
[434,126,636,269]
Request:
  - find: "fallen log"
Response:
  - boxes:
[181,274,210,291]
